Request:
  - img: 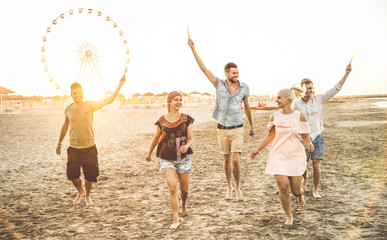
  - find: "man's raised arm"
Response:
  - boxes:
[100,71,127,107]
[187,38,216,86]
[338,63,352,87]
[322,63,352,103]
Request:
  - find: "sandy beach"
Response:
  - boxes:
[0,99,386,239]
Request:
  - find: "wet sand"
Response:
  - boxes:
[0,99,386,239]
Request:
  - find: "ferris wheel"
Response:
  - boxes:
[41,8,129,99]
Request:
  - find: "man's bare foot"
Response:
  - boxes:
[236,189,244,201]
[85,196,93,206]
[284,217,293,225]
[181,207,188,217]
[169,222,179,229]
[298,195,307,211]
[313,192,322,199]
[73,191,85,205]
[225,188,233,200]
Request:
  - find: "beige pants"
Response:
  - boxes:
[217,127,244,154]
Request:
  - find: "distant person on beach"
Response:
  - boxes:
[146,91,194,229]
[294,63,352,198]
[187,38,254,201]
[56,75,126,206]
[250,87,314,225]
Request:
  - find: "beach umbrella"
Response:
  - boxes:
[0,86,15,113]
[190,91,201,95]
[179,91,188,97]
[143,92,155,97]
[156,92,168,97]
[104,90,124,97]
[142,92,155,104]
[0,86,14,94]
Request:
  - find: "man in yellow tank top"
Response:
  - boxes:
[56,74,126,206]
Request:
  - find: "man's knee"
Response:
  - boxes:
[312,159,321,169]
[231,152,240,163]
[224,155,236,168]
[71,177,81,183]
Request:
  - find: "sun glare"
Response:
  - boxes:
[79,67,107,101]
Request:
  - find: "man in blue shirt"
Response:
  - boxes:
[188,38,254,201]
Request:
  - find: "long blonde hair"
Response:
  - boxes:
[279,86,305,104]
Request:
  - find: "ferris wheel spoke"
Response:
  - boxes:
[45,42,76,52]
[95,28,118,48]
[94,17,102,39]
[75,60,87,83]
[97,54,124,65]
[83,12,90,41]
[68,13,80,39]
[99,55,127,73]
[90,60,106,88]
[55,28,79,45]
[52,62,79,83]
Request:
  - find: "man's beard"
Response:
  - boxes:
[74,97,82,103]
[303,94,311,100]
[229,78,237,83]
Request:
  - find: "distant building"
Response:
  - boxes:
[155,92,168,103]
[142,92,155,104]
[201,92,212,101]
[189,91,201,102]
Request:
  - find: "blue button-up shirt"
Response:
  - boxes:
[212,77,250,126]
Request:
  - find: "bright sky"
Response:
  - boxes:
[1,0,387,98]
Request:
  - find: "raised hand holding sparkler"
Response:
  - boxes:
[345,55,353,75]
[119,66,127,85]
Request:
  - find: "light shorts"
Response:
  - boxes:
[160,155,192,174]
[304,134,325,162]
[217,127,244,154]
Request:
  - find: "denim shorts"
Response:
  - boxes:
[160,155,191,174]
[304,134,325,161]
